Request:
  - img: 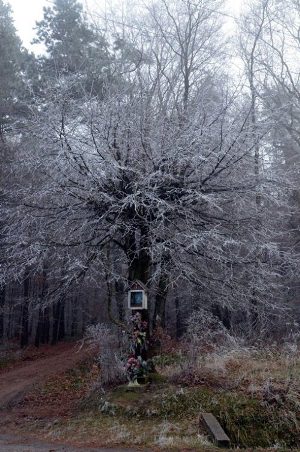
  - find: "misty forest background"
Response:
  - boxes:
[1,0,300,348]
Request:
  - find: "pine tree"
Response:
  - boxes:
[34,0,110,95]
[0,0,24,139]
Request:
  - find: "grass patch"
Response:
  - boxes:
[42,412,215,450]
[13,344,300,450]
[76,381,300,449]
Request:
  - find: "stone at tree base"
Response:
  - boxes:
[125,382,150,392]
[200,412,230,448]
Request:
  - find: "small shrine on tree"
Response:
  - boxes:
[126,280,150,385]
[128,280,148,310]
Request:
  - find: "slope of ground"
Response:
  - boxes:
[0,342,88,409]
[0,341,299,451]
[0,434,142,452]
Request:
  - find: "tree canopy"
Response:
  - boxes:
[1,0,300,344]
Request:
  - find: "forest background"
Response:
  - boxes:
[0,0,300,348]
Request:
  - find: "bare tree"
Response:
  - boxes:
[2,0,298,339]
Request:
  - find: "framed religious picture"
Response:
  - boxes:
[128,281,148,310]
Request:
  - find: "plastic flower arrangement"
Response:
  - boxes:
[126,312,149,384]
[129,312,148,360]
[126,355,148,384]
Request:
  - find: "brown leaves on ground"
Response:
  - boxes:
[0,341,97,435]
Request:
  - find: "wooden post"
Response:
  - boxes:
[200,412,230,448]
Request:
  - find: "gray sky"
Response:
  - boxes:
[8,0,242,51]
[9,0,45,48]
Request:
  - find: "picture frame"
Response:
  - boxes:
[128,289,148,310]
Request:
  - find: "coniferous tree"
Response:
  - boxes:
[34,0,110,96]
[0,0,24,139]
[0,1,25,343]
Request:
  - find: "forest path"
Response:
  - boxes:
[0,344,148,451]
[0,434,141,451]
[0,342,87,409]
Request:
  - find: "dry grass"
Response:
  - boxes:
[4,341,300,450]
[41,415,215,450]
[148,343,300,448]
[162,343,300,392]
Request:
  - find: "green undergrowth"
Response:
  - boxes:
[78,381,300,449]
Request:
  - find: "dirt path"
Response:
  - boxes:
[0,435,142,451]
[0,344,149,451]
[0,343,87,409]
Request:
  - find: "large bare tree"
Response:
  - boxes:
[2,0,298,337]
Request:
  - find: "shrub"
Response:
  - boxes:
[85,323,127,386]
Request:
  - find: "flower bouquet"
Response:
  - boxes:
[126,355,148,385]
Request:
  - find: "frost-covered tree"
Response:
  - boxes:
[238,0,300,329]
[2,0,298,338]
[34,0,111,96]
[2,0,290,332]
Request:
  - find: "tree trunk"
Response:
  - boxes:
[126,222,151,285]
[41,307,50,344]
[212,304,231,330]
[175,296,182,339]
[127,247,150,284]
[153,272,169,329]
[35,266,50,346]
[20,271,30,348]
[52,298,65,344]
[0,286,5,340]
[153,251,171,329]
[115,279,125,322]
[58,301,65,340]
[34,308,41,347]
